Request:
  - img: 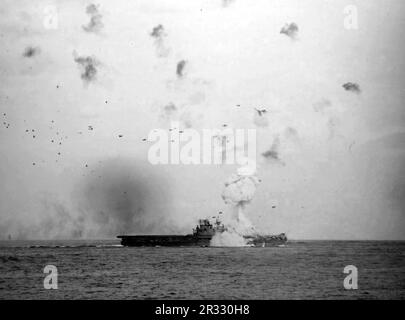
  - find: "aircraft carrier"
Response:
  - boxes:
[117,219,287,247]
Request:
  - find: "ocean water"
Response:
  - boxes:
[0,240,404,300]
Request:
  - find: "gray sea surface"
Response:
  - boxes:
[0,240,404,299]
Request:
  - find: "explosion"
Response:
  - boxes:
[211,159,260,246]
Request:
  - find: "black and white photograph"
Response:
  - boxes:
[0,0,404,305]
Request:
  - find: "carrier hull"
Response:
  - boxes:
[117,234,287,247]
[117,218,287,247]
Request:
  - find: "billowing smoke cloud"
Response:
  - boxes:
[342,82,361,93]
[73,52,100,84]
[22,46,40,58]
[212,160,260,246]
[0,159,174,240]
[82,4,104,33]
[280,22,299,39]
[150,24,170,57]
[176,60,187,78]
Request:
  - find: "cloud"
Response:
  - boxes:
[22,46,40,58]
[280,22,299,39]
[342,82,361,93]
[73,52,100,84]
[82,4,104,33]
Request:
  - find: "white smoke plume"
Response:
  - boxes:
[211,159,260,246]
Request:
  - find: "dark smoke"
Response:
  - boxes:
[82,4,104,33]
[150,24,165,39]
[73,53,100,84]
[176,60,187,78]
[280,23,299,39]
[0,159,175,239]
[22,46,40,58]
[342,82,361,93]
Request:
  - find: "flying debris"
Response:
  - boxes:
[118,134,123,138]
[142,138,147,141]
[73,52,100,84]
[280,23,299,39]
[82,4,104,33]
[22,46,41,58]
[176,60,187,78]
[342,82,361,93]
[254,108,267,116]
[253,108,269,127]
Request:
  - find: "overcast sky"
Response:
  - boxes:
[0,0,404,240]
